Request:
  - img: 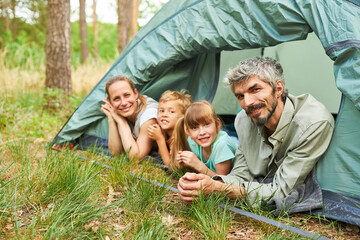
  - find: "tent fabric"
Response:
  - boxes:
[54,0,360,143]
[313,190,360,227]
[52,0,360,225]
[316,96,360,199]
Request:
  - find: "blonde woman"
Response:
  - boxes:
[101,75,158,161]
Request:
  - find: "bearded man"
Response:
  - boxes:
[178,57,334,213]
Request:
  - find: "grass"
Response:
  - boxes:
[0,58,357,239]
[187,191,234,239]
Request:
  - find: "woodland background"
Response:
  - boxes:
[0,0,166,98]
[0,0,359,239]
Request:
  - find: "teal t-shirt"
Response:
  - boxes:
[187,130,237,172]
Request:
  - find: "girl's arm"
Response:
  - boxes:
[214,160,232,175]
[177,152,232,176]
[117,118,157,160]
[147,124,171,166]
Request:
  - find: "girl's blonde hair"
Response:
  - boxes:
[183,100,220,131]
[159,90,192,170]
[159,90,192,114]
[170,100,220,169]
[105,75,147,113]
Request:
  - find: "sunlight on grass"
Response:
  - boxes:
[132,216,175,239]
[188,191,234,239]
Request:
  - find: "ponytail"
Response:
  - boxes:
[170,116,190,169]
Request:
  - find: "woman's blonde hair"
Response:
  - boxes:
[105,75,147,114]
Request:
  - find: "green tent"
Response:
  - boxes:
[53,0,360,225]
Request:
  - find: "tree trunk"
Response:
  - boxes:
[45,0,72,100]
[2,0,10,33]
[92,0,98,59]
[79,0,89,63]
[117,0,133,53]
[130,0,140,38]
[10,0,16,41]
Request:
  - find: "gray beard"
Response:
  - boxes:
[253,100,278,127]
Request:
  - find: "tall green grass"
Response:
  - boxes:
[0,142,113,238]
[187,191,234,239]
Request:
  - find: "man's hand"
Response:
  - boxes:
[177,173,215,204]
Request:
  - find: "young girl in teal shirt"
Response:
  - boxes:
[175,101,237,176]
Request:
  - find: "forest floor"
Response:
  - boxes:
[1,139,359,239]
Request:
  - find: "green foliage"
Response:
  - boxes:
[71,21,118,67]
[1,20,118,69]
[0,160,17,227]
[0,88,84,145]
[132,216,174,239]
[2,33,45,69]
[0,146,111,239]
[39,152,109,239]
[187,191,234,239]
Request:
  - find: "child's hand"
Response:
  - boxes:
[177,151,201,169]
[147,123,163,141]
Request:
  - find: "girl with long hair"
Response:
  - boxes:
[174,100,237,176]
[147,90,192,169]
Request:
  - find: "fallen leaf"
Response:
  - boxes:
[162,214,175,225]
[182,230,192,240]
[112,223,129,231]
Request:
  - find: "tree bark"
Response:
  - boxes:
[117,0,133,53]
[45,0,72,99]
[2,0,10,33]
[92,0,98,59]
[130,0,140,38]
[10,0,16,41]
[79,0,89,63]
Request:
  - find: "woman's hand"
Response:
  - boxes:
[101,97,126,124]
[101,98,114,119]
[147,123,164,141]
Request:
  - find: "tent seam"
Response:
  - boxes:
[343,0,360,8]
[325,40,360,56]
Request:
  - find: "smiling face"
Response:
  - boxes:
[158,100,184,134]
[186,118,220,150]
[233,75,284,130]
[107,80,139,120]
[184,101,220,151]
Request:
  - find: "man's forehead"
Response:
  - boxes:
[234,76,269,92]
